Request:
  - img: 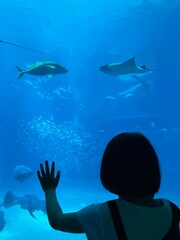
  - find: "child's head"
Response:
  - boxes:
[100,132,161,198]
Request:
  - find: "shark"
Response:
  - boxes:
[1,191,46,220]
[99,57,149,76]
[16,60,68,80]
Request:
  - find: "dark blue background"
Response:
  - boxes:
[0,0,179,198]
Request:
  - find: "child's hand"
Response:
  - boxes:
[37,160,60,192]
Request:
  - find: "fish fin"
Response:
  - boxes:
[16,66,24,80]
[121,57,136,67]
[140,65,149,71]
[108,57,137,69]
[47,74,55,79]
[28,209,38,221]
[3,191,18,208]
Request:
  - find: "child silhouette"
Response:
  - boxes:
[37,132,180,239]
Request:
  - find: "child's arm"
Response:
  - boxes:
[37,161,84,233]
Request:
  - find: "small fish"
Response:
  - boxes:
[117,83,143,98]
[99,57,149,76]
[16,60,68,79]
[104,96,116,100]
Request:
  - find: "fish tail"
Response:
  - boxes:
[16,66,24,80]
[28,209,38,221]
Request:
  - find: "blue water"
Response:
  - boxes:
[0,0,180,239]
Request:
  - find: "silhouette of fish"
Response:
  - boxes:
[99,57,149,76]
[16,60,68,79]
[2,191,46,220]
[13,165,33,182]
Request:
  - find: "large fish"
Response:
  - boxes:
[16,60,68,79]
[99,57,149,76]
[2,191,46,220]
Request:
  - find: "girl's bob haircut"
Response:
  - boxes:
[100,132,161,197]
